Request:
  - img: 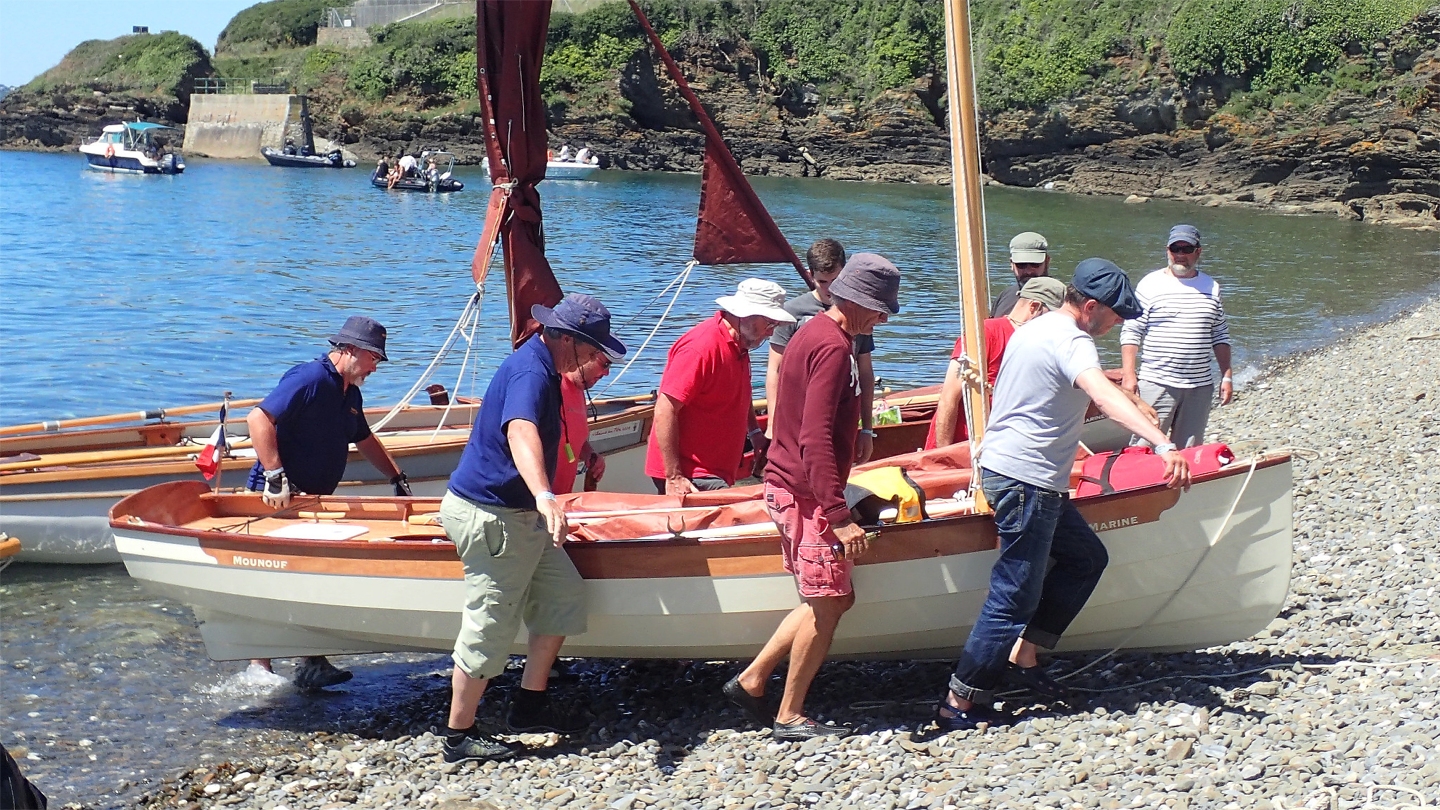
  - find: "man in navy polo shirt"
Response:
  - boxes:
[440,293,626,764]
[244,315,410,690]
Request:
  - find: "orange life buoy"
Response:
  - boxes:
[104,144,115,159]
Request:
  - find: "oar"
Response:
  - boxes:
[0,398,262,438]
[0,440,256,473]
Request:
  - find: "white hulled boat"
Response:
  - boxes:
[79,122,184,174]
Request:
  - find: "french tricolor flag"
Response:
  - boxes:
[195,403,228,480]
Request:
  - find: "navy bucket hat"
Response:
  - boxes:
[1072,258,1143,320]
[330,316,389,361]
[532,293,627,359]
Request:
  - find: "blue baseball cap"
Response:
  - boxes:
[1072,258,1142,320]
[532,293,627,359]
[1167,224,1201,246]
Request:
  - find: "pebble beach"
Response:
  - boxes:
[101,299,1440,810]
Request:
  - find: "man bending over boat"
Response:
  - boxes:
[725,254,901,741]
[933,259,1192,732]
[439,294,626,764]
[927,276,1066,449]
[765,239,880,463]
[245,315,411,690]
[552,341,613,495]
[645,278,795,494]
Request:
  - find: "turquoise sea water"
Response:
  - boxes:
[2,151,1438,424]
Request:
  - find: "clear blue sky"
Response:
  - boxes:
[0,0,254,87]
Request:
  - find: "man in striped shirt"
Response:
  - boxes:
[1119,224,1233,449]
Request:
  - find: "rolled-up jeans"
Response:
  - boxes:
[948,469,1109,703]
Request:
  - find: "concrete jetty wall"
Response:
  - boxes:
[183,95,302,159]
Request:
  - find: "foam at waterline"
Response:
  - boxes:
[200,661,292,699]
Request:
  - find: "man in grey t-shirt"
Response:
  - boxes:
[765,238,878,463]
[933,258,1192,733]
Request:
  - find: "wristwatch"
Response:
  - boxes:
[1154,442,1178,455]
[859,428,877,437]
[537,490,557,501]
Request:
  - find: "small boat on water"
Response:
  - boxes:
[79,122,184,174]
[483,157,600,181]
[0,533,19,573]
[371,151,464,193]
[261,147,356,169]
[110,445,1293,661]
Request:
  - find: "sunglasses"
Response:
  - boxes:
[1013,262,1044,270]
[1168,243,1198,255]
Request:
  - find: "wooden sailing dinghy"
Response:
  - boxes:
[112,0,1292,665]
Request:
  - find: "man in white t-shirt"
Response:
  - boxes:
[933,258,1192,733]
[1120,224,1232,449]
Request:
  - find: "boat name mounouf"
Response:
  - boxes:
[1089,516,1139,532]
[232,554,289,569]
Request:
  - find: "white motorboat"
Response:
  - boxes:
[482,156,600,181]
[79,122,184,174]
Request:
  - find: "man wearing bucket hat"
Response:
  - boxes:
[928,276,1066,449]
[243,315,410,690]
[645,278,796,494]
[439,293,626,764]
[991,232,1052,318]
[932,259,1193,733]
[726,253,900,741]
[1120,224,1233,450]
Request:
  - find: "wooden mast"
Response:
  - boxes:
[942,0,992,512]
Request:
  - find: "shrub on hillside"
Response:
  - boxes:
[218,0,328,52]
[24,32,213,98]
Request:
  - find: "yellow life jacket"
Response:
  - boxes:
[844,466,926,525]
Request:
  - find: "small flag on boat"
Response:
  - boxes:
[195,403,228,480]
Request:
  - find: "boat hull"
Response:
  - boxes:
[113,456,1292,661]
[262,148,355,168]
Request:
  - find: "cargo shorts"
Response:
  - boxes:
[764,480,853,598]
[441,491,587,680]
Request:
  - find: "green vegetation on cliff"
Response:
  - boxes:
[217,0,329,52]
[22,31,213,98]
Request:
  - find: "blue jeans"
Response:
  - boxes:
[948,469,1109,702]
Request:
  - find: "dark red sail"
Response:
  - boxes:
[626,1,811,288]
[475,0,561,347]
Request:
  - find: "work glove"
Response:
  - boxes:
[262,468,293,509]
[391,472,413,497]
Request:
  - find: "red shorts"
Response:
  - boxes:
[764,481,853,598]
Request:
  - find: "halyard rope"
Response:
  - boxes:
[600,260,697,393]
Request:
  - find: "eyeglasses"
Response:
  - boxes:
[1168,243,1198,255]
[1014,262,1044,270]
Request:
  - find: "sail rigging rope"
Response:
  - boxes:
[369,283,487,436]
[599,260,698,394]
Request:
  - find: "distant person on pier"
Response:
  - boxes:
[243,316,411,690]
[726,255,901,741]
[439,294,627,764]
[926,276,1066,449]
[1120,224,1233,449]
[766,239,880,464]
[645,279,795,494]
[991,232,1052,318]
[552,345,613,495]
[932,260,1191,733]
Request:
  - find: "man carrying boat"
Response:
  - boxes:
[244,315,410,690]
[927,276,1066,449]
[645,279,795,494]
[440,294,626,764]
[765,239,880,463]
[726,254,901,741]
[990,232,1052,318]
[1121,224,1233,449]
[934,259,1192,732]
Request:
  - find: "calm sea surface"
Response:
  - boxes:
[1,151,1438,806]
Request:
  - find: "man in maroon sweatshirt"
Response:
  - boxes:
[723,253,901,741]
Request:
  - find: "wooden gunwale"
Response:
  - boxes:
[113,453,1290,580]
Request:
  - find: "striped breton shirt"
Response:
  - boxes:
[1119,268,1230,388]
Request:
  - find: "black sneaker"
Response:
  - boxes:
[1004,663,1069,700]
[771,717,852,741]
[932,701,1006,734]
[723,676,773,727]
[505,693,591,735]
[442,730,519,764]
[293,657,353,691]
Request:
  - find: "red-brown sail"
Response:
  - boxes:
[626,0,811,288]
[474,0,562,347]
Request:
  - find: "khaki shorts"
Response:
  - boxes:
[442,491,587,680]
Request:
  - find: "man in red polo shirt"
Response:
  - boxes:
[644,279,796,494]
[724,254,901,741]
[926,276,1065,449]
